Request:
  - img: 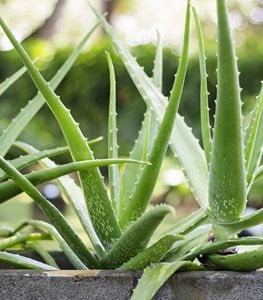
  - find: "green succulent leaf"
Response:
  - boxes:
[0,65,27,97]
[106,52,121,217]
[0,251,58,270]
[15,220,88,269]
[0,21,99,157]
[119,0,191,229]
[101,205,173,269]
[209,0,247,223]
[25,241,59,269]
[0,157,146,204]
[88,1,209,212]
[0,146,68,181]
[0,16,122,250]
[131,261,203,300]
[193,7,212,165]
[0,156,98,268]
[203,247,263,271]
[119,234,183,270]
[245,83,263,188]
[15,141,105,258]
[121,32,161,210]
[0,233,48,251]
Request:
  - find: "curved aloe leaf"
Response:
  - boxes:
[121,33,161,210]
[1,156,146,204]
[164,225,211,262]
[101,205,173,269]
[15,141,105,258]
[119,234,183,270]
[203,247,263,271]
[131,261,202,300]
[0,21,99,157]
[0,233,48,250]
[0,146,68,181]
[119,1,191,229]
[0,156,98,268]
[0,65,27,96]
[212,208,263,238]
[106,52,121,217]
[0,226,13,237]
[25,241,59,269]
[245,83,263,188]
[209,0,247,223]
[0,16,121,249]
[0,157,146,204]
[0,251,58,270]
[16,220,88,269]
[88,1,209,211]
[193,7,212,164]
[254,165,263,182]
[184,236,263,261]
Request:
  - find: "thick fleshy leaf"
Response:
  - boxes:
[0,251,58,270]
[0,22,99,157]
[0,156,99,268]
[119,234,183,270]
[101,205,173,269]
[245,84,263,188]
[203,247,263,271]
[0,157,146,204]
[0,16,121,249]
[121,33,161,209]
[119,1,191,228]
[0,65,27,97]
[209,0,247,223]
[131,261,202,300]
[88,2,209,211]
[16,220,88,269]
[193,7,211,164]
[106,52,121,217]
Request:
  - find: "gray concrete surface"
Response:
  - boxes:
[0,270,262,300]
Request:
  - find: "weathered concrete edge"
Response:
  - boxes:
[0,270,262,300]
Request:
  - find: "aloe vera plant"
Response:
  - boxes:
[0,0,262,299]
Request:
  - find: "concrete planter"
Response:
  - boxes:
[0,252,262,299]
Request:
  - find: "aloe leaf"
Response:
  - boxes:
[212,208,263,238]
[0,21,99,157]
[254,165,263,182]
[101,205,173,269]
[131,261,202,300]
[0,226,13,237]
[119,234,183,270]
[0,146,68,181]
[0,233,48,251]
[119,1,191,228]
[16,220,88,269]
[0,16,121,249]
[209,0,247,223]
[193,7,212,164]
[203,247,263,271]
[15,141,105,258]
[183,236,263,261]
[0,65,27,97]
[0,157,146,204]
[25,241,59,269]
[0,251,58,270]
[121,33,161,209]
[0,156,98,268]
[157,209,208,239]
[245,83,263,188]
[88,1,209,211]
[106,52,121,217]
[164,225,211,262]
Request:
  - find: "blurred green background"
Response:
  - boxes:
[0,0,262,233]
